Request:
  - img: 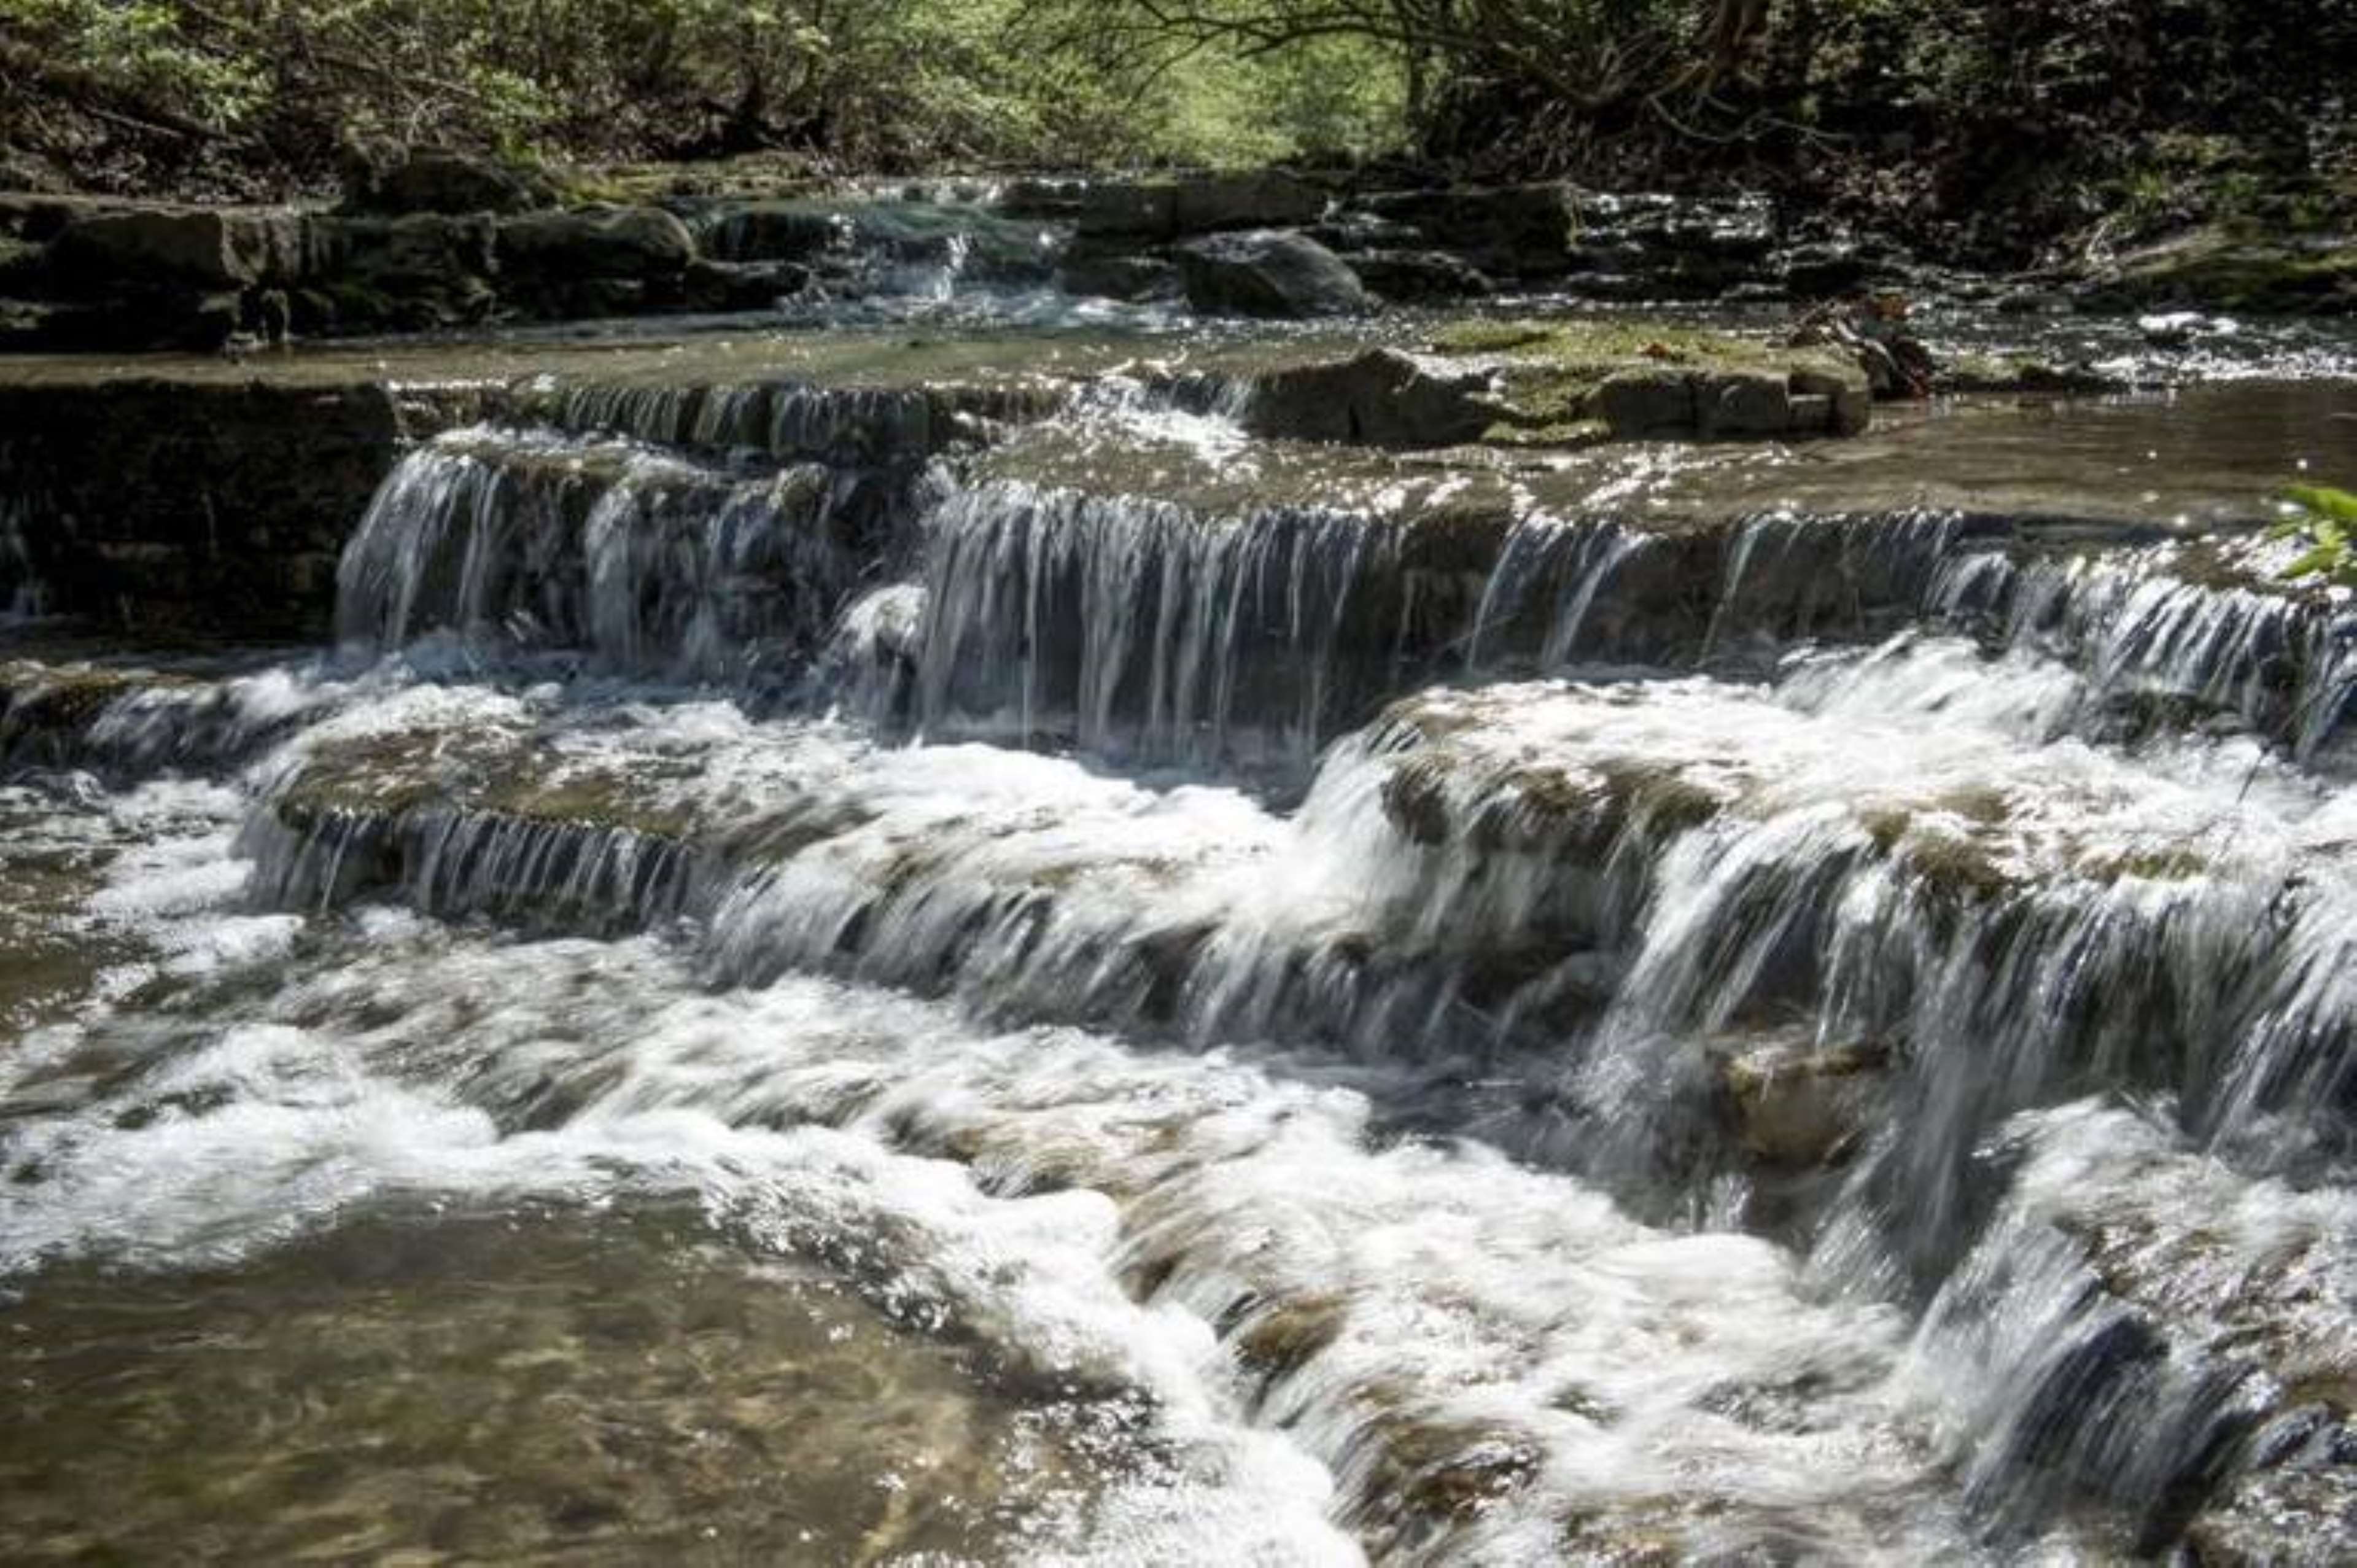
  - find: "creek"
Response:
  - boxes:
[5,220,2357,1563]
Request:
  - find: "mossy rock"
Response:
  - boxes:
[1426,319,1870,441]
[2087,227,2357,315]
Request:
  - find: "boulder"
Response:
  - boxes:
[49,207,318,290]
[1699,371,1793,439]
[1429,320,1874,443]
[1359,184,1577,275]
[1594,369,1698,438]
[305,214,497,332]
[1078,171,1327,241]
[1176,230,1369,319]
[1238,348,1496,446]
[349,150,558,216]
[1717,1039,1889,1168]
[1343,249,1493,303]
[2081,227,2357,316]
[680,258,809,312]
[1057,249,1179,302]
[496,205,696,278]
[1790,364,1873,436]
[700,201,848,263]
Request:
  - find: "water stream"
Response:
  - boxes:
[6,314,2357,1562]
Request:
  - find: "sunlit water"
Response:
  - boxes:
[6,319,2357,1563]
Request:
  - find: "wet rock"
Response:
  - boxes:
[1359,183,1576,276]
[0,379,411,634]
[994,176,1089,220]
[1932,356,2128,396]
[1238,348,1496,446]
[1430,319,1871,442]
[1791,364,1873,435]
[1077,171,1327,241]
[0,191,132,245]
[1595,368,1699,437]
[1698,371,1791,438]
[1994,287,2076,317]
[498,206,694,276]
[1777,239,1874,298]
[679,258,807,312]
[2185,1429,2357,1566]
[1176,231,1370,319]
[2139,310,2242,349]
[308,214,497,332]
[1231,1293,1348,1397]
[700,200,845,263]
[706,201,1056,287]
[49,207,319,290]
[2081,227,2357,316]
[348,150,559,217]
[1342,249,1493,303]
[1055,246,1179,302]
[1716,1038,1889,1168]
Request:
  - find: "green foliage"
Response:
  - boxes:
[2272,484,2357,589]
[0,0,1408,192]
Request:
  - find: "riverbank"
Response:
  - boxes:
[2,155,2351,359]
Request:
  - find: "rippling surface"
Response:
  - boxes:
[6,332,2357,1562]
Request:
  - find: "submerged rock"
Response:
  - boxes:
[1176,230,1370,319]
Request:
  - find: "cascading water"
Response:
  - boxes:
[7,348,2357,1564]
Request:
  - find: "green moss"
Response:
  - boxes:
[1358,1413,1541,1523]
[1930,785,2009,826]
[1379,755,1456,846]
[1425,318,1861,441]
[1899,831,2014,905]
[1233,1293,1346,1381]
[1596,759,1721,837]
[2078,845,2210,884]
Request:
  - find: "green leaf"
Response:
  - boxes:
[2284,484,2357,527]
[2283,543,2343,580]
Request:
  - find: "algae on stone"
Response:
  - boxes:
[1426,319,1871,442]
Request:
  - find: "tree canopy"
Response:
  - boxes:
[2,0,2350,264]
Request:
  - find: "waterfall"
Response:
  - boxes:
[335,428,880,683]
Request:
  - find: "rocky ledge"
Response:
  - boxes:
[6,152,2345,352]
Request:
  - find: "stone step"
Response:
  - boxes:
[243,656,2357,1228]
